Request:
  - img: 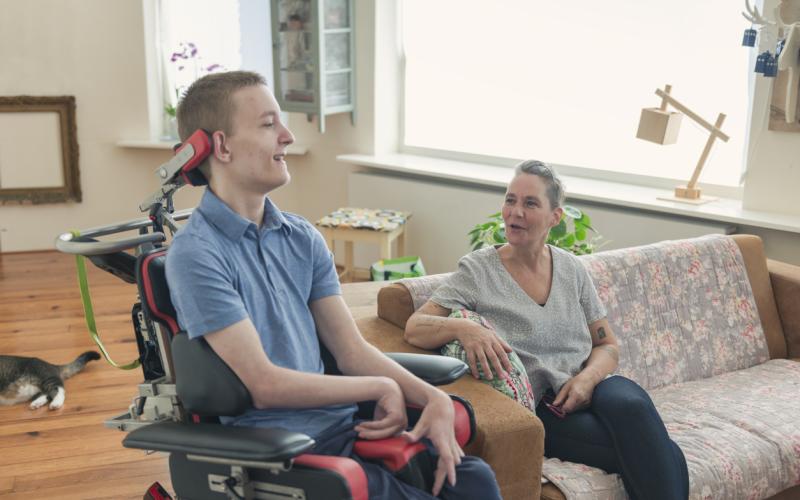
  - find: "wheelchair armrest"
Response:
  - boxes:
[122,421,315,462]
[384,352,468,385]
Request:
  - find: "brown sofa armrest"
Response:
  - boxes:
[768,259,800,358]
[377,283,416,329]
[356,316,544,500]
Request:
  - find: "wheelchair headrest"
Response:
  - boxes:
[171,129,212,187]
[136,248,179,336]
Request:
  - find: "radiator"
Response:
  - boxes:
[347,172,736,275]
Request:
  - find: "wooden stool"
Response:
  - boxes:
[316,208,411,282]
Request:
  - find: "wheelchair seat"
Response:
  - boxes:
[124,247,475,500]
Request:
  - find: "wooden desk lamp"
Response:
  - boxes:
[636,84,730,205]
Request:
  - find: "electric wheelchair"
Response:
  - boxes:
[56,131,474,499]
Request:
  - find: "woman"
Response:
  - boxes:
[404,160,689,500]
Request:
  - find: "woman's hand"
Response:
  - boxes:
[552,371,599,414]
[456,321,513,380]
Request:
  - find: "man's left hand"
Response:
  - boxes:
[401,391,464,496]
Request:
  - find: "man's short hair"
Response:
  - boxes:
[175,71,267,179]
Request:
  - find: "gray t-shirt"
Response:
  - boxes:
[430,245,607,406]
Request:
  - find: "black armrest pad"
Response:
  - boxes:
[385,353,467,385]
[123,421,315,462]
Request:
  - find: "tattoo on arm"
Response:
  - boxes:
[597,327,606,339]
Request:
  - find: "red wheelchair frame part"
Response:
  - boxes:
[294,454,368,500]
[140,250,179,335]
[174,129,213,187]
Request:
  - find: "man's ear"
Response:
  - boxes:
[212,130,232,163]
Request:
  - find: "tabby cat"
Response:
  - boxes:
[0,351,100,410]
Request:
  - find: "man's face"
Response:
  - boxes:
[224,85,295,194]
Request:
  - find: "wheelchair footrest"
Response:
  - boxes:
[123,421,315,462]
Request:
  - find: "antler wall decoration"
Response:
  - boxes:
[743,0,800,126]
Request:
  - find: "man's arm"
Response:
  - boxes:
[310,294,464,495]
[203,317,403,411]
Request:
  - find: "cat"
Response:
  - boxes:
[0,351,101,410]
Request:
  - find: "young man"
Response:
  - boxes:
[165,71,501,499]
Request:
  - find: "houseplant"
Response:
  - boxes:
[468,205,601,255]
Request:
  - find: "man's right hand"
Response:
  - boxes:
[457,321,513,380]
[354,377,408,440]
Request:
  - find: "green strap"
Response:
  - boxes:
[71,230,140,370]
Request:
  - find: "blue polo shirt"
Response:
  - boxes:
[165,189,356,439]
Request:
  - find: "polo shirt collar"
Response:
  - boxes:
[198,188,290,241]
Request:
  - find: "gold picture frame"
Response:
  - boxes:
[0,95,81,204]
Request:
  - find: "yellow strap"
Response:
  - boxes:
[71,230,140,370]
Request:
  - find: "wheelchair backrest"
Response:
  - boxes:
[136,247,252,417]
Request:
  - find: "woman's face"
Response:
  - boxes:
[502,173,563,248]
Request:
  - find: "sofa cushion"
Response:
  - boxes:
[442,309,536,412]
[581,235,769,391]
[542,359,800,499]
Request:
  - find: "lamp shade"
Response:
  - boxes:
[636,108,683,145]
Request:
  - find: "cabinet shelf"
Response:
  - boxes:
[271,0,355,133]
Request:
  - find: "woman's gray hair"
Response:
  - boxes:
[513,160,565,209]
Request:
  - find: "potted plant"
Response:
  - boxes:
[468,205,602,255]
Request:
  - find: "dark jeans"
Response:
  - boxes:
[313,419,502,500]
[537,375,689,500]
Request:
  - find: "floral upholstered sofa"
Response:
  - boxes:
[352,234,800,500]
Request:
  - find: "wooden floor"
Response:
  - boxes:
[0,251,378,499]
[0,251,173,499]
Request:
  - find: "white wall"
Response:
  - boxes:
[2,0,797,268]
[0,0,205,252]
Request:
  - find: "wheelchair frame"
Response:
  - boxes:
[55,132,473,500]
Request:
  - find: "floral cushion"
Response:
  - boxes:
[441,309,536,412]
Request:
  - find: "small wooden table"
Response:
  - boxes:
[316,208,411,282]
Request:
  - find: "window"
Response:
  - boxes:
[155,0,242,138]
[402,1,750,187]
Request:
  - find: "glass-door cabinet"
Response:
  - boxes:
[271,0,355,133]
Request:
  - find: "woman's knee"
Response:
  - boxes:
[592,376,655,419]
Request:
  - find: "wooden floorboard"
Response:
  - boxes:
[0,251,171,499]
[0,251,378,499]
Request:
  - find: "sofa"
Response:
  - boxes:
[348,234,800,500]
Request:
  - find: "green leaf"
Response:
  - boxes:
[575,226,586,241]
[559,234,576,248]
[563,205,582,219]
[493,231,506,244]
[550,219,567,238]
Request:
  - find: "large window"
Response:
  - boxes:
[403,1,750,187]
[156,0,242,138]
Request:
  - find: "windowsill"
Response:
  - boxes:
[117,139,309,155]
[336,153,800,235]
